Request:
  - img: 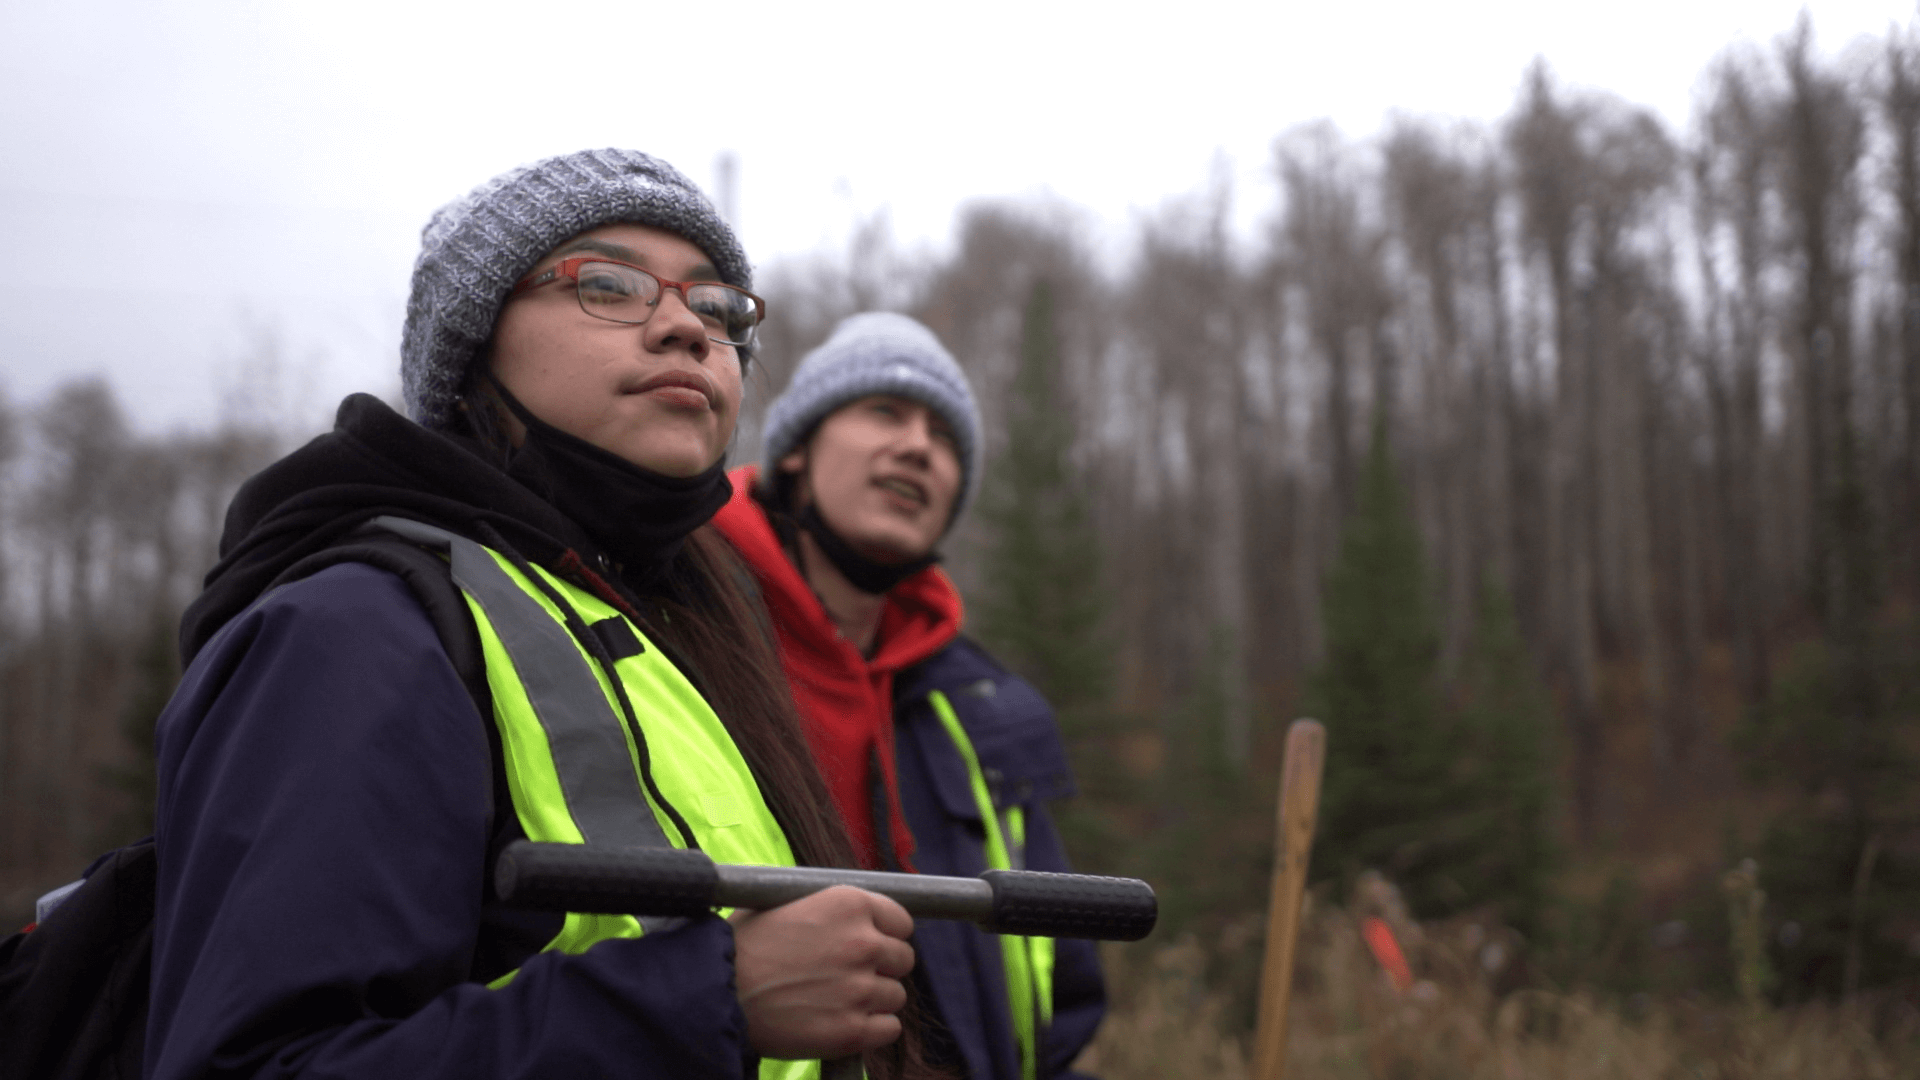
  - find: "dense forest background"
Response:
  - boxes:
[1,12,1915,1032]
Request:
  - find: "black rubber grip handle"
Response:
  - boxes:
[981,869,1158,941]
[496,842,1159,942]
[495,841,718,917]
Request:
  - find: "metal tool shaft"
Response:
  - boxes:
[712,863,995,920]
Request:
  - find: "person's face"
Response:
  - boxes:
[488,223,743,477]
[781,395,962,561]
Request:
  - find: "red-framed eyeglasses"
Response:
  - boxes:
[510,257,767,348]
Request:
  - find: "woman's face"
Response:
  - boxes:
[489,223,743,477]
[780,395,962,561]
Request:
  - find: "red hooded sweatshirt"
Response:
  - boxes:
[713,466,963,870]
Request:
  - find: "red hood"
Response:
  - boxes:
[714,465,962,868]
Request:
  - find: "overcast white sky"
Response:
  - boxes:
[1,0,1913,434]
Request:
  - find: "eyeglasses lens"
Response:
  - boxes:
[576,263,658,316]
[685,285,760,347]
[575,261,758,347]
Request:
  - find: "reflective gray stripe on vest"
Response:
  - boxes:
[369,516,674,856]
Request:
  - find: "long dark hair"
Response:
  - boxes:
[460,384,945,1080]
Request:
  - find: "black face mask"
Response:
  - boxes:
[795,500,940,596]
[490,376,732,580]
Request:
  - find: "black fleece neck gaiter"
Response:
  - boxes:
[491,378,732,578]
[795,501,940,596]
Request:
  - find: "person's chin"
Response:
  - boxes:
[610,437,720,478]
[846,524,934,564]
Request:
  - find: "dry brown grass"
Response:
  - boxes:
[1076,905,1919,1080]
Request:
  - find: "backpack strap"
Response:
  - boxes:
[274,524,514,868]
[263,521,541,964]
[270,529,492,721]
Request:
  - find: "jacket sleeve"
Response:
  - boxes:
[1017,796,1108,1080]
[148,563,751,1080]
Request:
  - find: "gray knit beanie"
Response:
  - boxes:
[761,312,982,524]
[401,148,750,429]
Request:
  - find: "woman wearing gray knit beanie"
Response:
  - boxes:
[713,313,1109,1080]
[144,150,939,1080]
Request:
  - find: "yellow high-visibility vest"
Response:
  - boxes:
[375,517,817,1080]
[928,689,1056,1080]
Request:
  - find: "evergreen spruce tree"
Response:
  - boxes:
[1305,415,1462,916]
[1449,573,1558,936]
[975,280,1109,720]
[1734,629,1920,998]
[974,280,1121,876]
[1150,624,1271,939]
[1732,420,1920,999]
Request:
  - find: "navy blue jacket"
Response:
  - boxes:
[894,638,1105,1080]
[148,562,755,1079]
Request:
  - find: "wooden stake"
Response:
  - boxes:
[1251,719,1326,1080]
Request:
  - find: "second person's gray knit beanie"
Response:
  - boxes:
[761,312,982,525]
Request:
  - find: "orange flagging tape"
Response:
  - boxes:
[1360,916,1413,992]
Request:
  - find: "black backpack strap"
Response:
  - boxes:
[270,531,492,721]
[270,523,503,825]
[267,522,533,975]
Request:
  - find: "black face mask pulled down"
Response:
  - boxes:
[491,378,732,582]
[795,501,940,596]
